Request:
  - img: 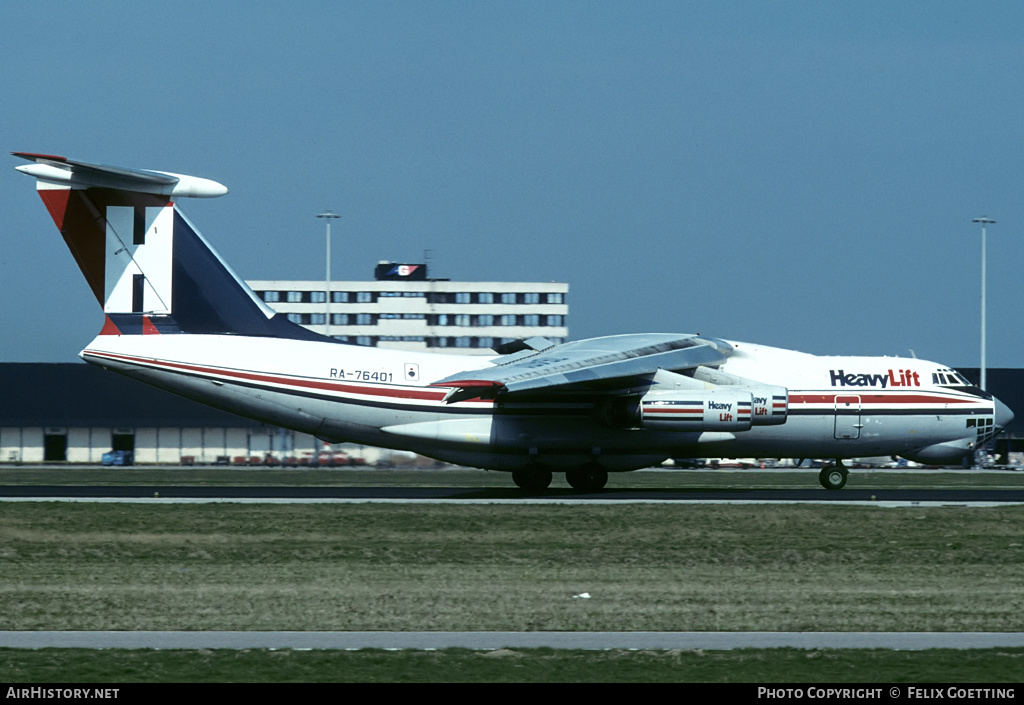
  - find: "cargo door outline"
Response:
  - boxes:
[834,395,862,440]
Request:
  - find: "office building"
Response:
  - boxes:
[247,262,568,354]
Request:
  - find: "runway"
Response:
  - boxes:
[3,631,1024,650]
[2,484,1024,504]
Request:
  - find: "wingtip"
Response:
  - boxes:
[12,152,68,163]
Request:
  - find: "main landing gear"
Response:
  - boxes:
[512,466,553,491]
[511,464,609,492]
[565,465,609,492]
[818,460,848,490]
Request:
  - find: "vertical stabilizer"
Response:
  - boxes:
[14,153,330,341]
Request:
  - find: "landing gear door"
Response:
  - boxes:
[834,395,861,440]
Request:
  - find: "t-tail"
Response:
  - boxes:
[13,152,327,341]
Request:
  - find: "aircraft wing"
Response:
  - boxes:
[431,333,732,402]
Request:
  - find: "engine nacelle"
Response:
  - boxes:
[640,389,754,431]
[747,386,789,426]
[638,386,788,432]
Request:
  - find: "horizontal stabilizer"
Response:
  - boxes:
[13,152,228,198]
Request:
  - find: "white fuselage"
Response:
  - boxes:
[80,332,1000,472]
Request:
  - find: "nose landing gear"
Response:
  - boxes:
[819,460,848,490]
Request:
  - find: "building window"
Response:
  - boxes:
[455,292,472,304]
[287,313,303,324]
[310,313,325,325]
[500,314,517,326]
[455,314,471,327]
[356,336,374,346]
[356,292,373,303]
[435,314,449,326]
[477,337,494,349]
[546,315,563,326]
[333,292,349,303]
[523,314,539,326]
[356,313,374,325]
[524,292,540,304]
[547,293,563,304]
[501,292,517,304]
[262,291,280,303]
[476,314,493,326]
[287,291,303,303]
[332,313,349,325]
[455,337,471,348]
[478,292,493,304]
[311,291,326,304]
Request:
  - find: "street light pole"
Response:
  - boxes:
[972,217,995,391]
[317,211,340,338]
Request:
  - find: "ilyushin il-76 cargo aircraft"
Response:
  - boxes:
[14,152,1014,491]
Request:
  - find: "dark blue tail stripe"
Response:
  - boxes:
[169,210,331,341]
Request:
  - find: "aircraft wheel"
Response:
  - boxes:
[819,464,848,490]
[566,465,608,492]
[512,467,552,491]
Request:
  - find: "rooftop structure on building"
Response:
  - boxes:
[247,262,568,354]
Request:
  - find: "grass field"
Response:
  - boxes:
[1,501,1022,632]
[1,467,1022,682]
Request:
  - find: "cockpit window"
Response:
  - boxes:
[934,369,972,387]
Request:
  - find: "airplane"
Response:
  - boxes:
[13,152,1014,491]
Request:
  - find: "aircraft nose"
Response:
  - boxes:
[994,395,1015,430]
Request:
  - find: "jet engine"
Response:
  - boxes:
[638,385,788,432]
[640,389,753,431]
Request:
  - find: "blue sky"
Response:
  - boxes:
[3,1,1023,367]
